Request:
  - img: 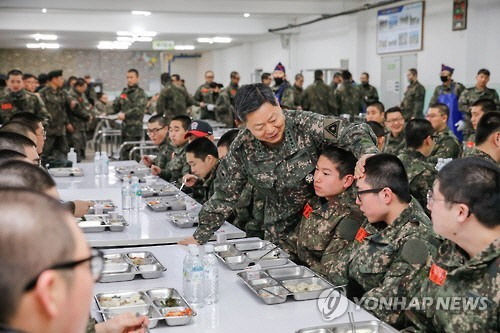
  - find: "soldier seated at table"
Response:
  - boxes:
[326,154,441,328]
[282,145,364,272]
[141,114,173,171]
[151,115,191,186]
[462,111,500,166]
[382,107,406,155]
[184,120,214,143]
[366,121,385,151]
[398,119,437,214]
[403,157,500,333]
[425,103,462,164]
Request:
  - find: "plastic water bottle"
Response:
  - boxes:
[121,179,131,210]
[130,177,142,210]
[100,152,109,175]
[183,245,204,308]
[94,152,101,175]
[67,147,77,167]
[203,244,219,304]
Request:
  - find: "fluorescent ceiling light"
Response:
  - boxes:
[117,31,157,37]
[134,36,153,42]
[244,13,250,18]
[174,45,195,50]
[213,37,232,43]
[26,43,59,49]
[116,36,134,42]
[197,38,214,44]
[131,11,151,16]
[33,34,57,41]
[97,41,131,50]
[42,8,47,14]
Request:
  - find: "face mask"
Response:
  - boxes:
[274,77,283,86]
[440,76,449,83]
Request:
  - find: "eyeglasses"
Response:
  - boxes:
[355,187,386,201]
[24,249,104,291]
[146,126,167,135]
[385,118,404,124]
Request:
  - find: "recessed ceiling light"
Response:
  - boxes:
[42,8,47,14]
[97,41,131,50]
[131,11,151,16]
[33,34,57,41]
[174,45,195,50]
[197,37,231,44]
[244,13,250,18]
[27,43,59,49]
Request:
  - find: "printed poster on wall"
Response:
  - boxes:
[377,1,424,54]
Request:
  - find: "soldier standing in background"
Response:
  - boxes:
[67,78,92,161]
[157,73,204,122]
[194,70,215,120]
[22,73,39,94]
[39,70,72,167]
[112,69,148,160]
[358,72,379,110]
[329,72,342,90]
[401,68,426,121]
[210,82,235,128]
[293,73,304,110]
[334,70,363,119]
[84,75,97,106]
[302,70,336,115]
[261,72,272,87]
[272,62,295,110]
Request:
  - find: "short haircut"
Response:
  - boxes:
[234,83,277,122]
[37,73,48,85]
[22,73,36,81]
[408,68,418,76]
[471,98,497,113]
[477,68,490,76]
[314,70,323,80]
[366,121,385,138]
[160,72,170,85]
[67,76,77,84]
[148,115,169,127]
[476,111,500,145]
[0,189,75,323]
[7,69,23,79]
[205,70,214,76]
[295,73,304,81]
[404,119,434,149]
[171,115,191,131]
[217,129,240,148]
[364,154,411,203]
[230,71,239,79]
[367,101,385,113]
[74,78,87,87]
[361,72,369,78]
[384,106,403,120]
[0,121,36,138]
[9,112,42,130]
[0,160,56,190]
[333,72,341,78]
[341,70,352,80]
[438,157,500,228]
[172,74,180,81]
[0,150,27,164]
[320,145,357,178]
[128,68,139,76]
[429,103,450,118]
[261,72,271,81]
[0,131,36,153]
[186,137,218,161]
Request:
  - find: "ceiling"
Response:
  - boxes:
[0,0,375,51]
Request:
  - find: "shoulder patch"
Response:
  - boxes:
[324,118,341,140]
[401,239,429,265]
[337,217,363,241]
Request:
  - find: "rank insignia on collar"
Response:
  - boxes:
[305,174,314,184]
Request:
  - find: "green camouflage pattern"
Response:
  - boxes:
[272,81,295,110]
[0,89,50,125]
[458,87,500,116]
[428,81,465,106]
[214,88,235,127]
[402,81,426,120]
[462,148,499,166]
[39,86,70,136]
[67,88,92,131]
[359,84,379,107]
[427,127,462,164]
[233,183,265,239]
[154,138,174,170]
[112,84,148,138]
[382,132,406,155]
[334,81,363,117]
[159,142,190,185]
[192,109,379,244]
[302,79,336,116]
[156,82,197,122]
[195,83,215,120]
[293,84,304,109]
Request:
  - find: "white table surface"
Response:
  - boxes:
[92,242,379,333]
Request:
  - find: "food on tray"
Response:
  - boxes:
[130,257,145,265]
[99,294,146,307]
[284,282,323,293]
[164,308,193,317]
[160,297,179,307]
[148,200,160,205]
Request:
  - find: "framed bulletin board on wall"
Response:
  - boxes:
[377,1,424,54]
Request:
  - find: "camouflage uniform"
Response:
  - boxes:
[402,81,426,121]
[67,88,92,161]
[359,84,379,108]
[382,132,406,155]
[404,238,500,333]
[334,81,363,118]
[159,142,190,186]
[398,149,437,213]
[154,138,174,170]
[327,198,441,327]
[112,84,148,160]
[427,127,462,164]
[157,82,199,122]
[428,81,465,106]
[301,79,336,116]
[293,84,304,109]
[233,183,265,239]
[458,87,500,140]
[462,148,498,166]
[272,81,295,110]
[0,89,50,126]
[195,83,215,120]
[193,109,378,244]
[283,187,364,270]
[213,87,236,127]
[39,85,71,165]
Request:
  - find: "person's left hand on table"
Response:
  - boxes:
[178,236,199,245]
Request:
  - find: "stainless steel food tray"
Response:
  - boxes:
[77,213,127,232]
[99,251,166,282]
[295,320,398,333]
[87,200,116,213]
[141,185,179,197]
[237,265,335,305]
[213,239,290,270]
[95,288,196,329]
[115,165,151,176]
[145,197,187,212]
[168,212,199,228]
[49,167,84,177]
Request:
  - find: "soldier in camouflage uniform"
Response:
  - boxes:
[301,70,336,116]
[67,79,93,161]
[293,73,305,109]
[334,70,363,119]
[403,158,500,333]
[398,119,438,213]
[0,69,50,126]
[425,103,462,164]
[156,74,201,123]
[195,70,216,120]
[39,70,72,167]
[401,69,426,121]
[329,72,342,91]
[212,83,236,128]
[359,72,379,109]
[327,154,440,328]
[112,69,148,160]
[178,83,378,246]
[382,107,406,155]
[461,112,500,166]
[282,145,364,270]
[272,63,295,110]
[142,114,173,171]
